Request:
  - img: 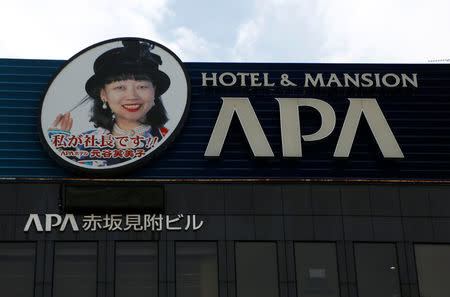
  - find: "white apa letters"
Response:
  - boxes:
[24,214,79,232]
[205,97,404,159]
[204,97,274,157]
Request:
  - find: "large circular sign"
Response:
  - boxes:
[39,37,190,175]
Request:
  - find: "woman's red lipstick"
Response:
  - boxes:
[122,104,142,112]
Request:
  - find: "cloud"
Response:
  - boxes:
[0,0,449,63]
[232,19,262,62]
[0,0,172,59]
[165,27,218,62]
[231,0,450,62]
[0,0,219,62]
[322,0,450,62]
[230,0,328,62]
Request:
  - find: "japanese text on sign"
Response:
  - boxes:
[24,213,205,232]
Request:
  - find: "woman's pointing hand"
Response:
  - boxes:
[51,112,73,132]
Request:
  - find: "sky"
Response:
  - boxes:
[0,0,449,63]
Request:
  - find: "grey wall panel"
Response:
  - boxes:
[281,185,312,215]
[1,182,450,297]
[340,186,371,216]
[369,186,401,216]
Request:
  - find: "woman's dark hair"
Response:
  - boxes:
[89,73,169,134]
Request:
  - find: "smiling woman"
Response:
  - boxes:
[41,37,192,172]
[84,40,170,137]
[48,40,171,166]
[101,79,156,131]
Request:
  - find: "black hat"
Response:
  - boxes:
[85,40,171,99]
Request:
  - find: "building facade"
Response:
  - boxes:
[0,40,449,297]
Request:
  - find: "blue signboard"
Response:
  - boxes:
[0,57,449,181]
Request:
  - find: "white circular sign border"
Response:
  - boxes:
[39,37,191,175]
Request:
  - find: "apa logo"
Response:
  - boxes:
[24,214,79,232]
[205,98,404,158]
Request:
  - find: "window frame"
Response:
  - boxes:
[0,241,37,297]
[174,240,220,297]
[413,242,450,297]
[51,241,99,297]
[353,242,402,297]
[293,241,341,297]
[234,241,281,297]
[114,240,159,297]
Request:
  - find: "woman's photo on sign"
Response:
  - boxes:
[40,38,190,171]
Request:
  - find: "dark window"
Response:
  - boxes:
[354,243,401,297]
[63,184,164,213]
[0,242,36,297]
[415,244,450,297]
[176,242,218,297]
[235,242,279,297]
[53,242,97,297]
[115,241,158,297]
[295,242,340,297]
